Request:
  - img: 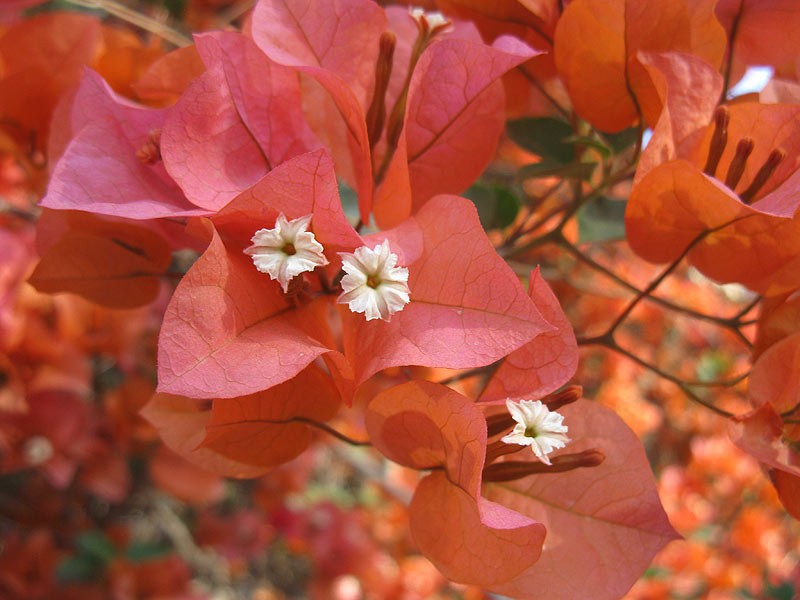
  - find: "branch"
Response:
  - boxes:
[580,338,736,418]
[558,236,754,347]
[63,0,192,47]
[292,417,372,446]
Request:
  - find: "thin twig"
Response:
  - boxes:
[720,0,744,101]
[217,0,256,27]
[558,237,754,348]
[580,338,736,418]
[64,0,192,47]
[292,417,372,446]
[517,66,571,120]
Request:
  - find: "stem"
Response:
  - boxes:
[292,417,372,446]
[63,0,192,47]
[557,236,754,347]
[580,338,735,418]
[517,66,571,120]
[720,0,745,102]
[216,0,256,27]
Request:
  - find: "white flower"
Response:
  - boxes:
[337,239,410,321]
[244,213,328,293]
[501,399,570,465]
[408,6,451,31]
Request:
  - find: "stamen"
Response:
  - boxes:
[543,385,582,411]
[366,32,397,150]
[486,412,517,437]
[484,438,526,464]
[724,137,754,190]
[703,106,729,177]
[136,129,162,165]
[481,449,606,482]
[739,148,787,204]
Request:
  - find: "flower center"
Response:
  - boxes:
[282,243,296,256]
[524,425,538,438]
[366,274,381,289]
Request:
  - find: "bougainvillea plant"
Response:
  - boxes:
[1,0,800,598]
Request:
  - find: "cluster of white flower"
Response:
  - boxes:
[245,214,410,321]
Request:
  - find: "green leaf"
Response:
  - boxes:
[603,127,641,153]
[763,578,796,600]
[518,161,597,181]
[577,196,627,243]
[56,556,104,583]
[125,541,171,563]
[463,183,520,230]
[337,179,360,225]
[75,531,115,563]
[507,117,575,163]
[564,135,611,159]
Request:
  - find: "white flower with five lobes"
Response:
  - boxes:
[337,239,410,321]
[501,398,570,465]
[244,213,328,293]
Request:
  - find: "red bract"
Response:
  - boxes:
[161,31,320,211]
[627,102,800,296]
[200,363,341,468]
[731,331,800,518]
[367,381,679,597]
[157,149,545,401]
[342,194,550,388]
[710,0,800,82]
[251,0,385,221]
[366,380,546,586]
[0,13,101,146]
[371,30,540,228]
[483,399,680,600]
[156,150,355,400]
[28,211,173,309]
[480,268,578,402]
[250,0,539,225]
[141,393,268,478]
[554,0,725,132]
[41,70,206,219]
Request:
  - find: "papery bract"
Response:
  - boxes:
[156,222,331,399]
[729,403,800,478]
[149,444,225,504]
[480,268,577,402]
[0,13,101,143]
[710,0,800,82]
[554,0,724,132]
[341,195,551,388]
[92,26,164,100]
[41,70,206,219]
[753,291,800,358]
[251,0,385,221]
[141,393,268,478]
[200,363,341,468]
[634,51,723,182]
[484,400,680,600]
[157,150,357,399]
[366,380,546,586]
[132,45,205,104]
[373,34,540,228]
[626,103,800,296]
[28,211,172,309]
[161,32,320,211]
